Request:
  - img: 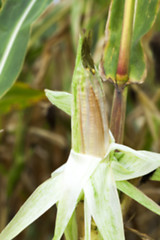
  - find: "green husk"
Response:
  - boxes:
[72,33,109,156]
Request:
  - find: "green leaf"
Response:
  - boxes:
[117,180,160,216]
[132,0,159,43]
[111,160,134,181]
[53,150,101,240]
[129,42,146,83]
[150,168,160,181]
[102,0,159,83]
[0,174,63,240]
[70,0,84,48]
[129,0,159,83]
[45,89,72,115]
[0,82,45,115]
[84,197,91,240]
[84,163,125,240]
[64,211,78,240]
[0,0,52,98]
[111,143,160,180]
[29,1,71,48]
[102,0,124,82]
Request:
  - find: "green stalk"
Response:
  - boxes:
[116,0,135,84]
[110,0,135,143]
[110,0,139,221]
[110,87,127,143]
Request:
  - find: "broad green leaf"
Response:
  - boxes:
[102,0,124,82]
[0,174,63,240]
[132,0,159,43]
[0,0,52,98]
[129,42,146,83]
[0,82,45,115]
[129,0,159,83]
[84,197,91,240]
[111,143,160,179]
[84,163,125,240]
[64,211,78,240]
[103,0,159,83]
[150,168,160,181]
[53,150,101,240]
[117,180,160,216]
[45,89,72,115]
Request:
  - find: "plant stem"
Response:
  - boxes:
[116,0,135,84]
[110,0,135,143]
[110,86,127,143]
[111,0,139,221]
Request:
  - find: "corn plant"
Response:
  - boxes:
[0,0,160,240]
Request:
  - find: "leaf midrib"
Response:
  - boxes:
[0,0,36,74]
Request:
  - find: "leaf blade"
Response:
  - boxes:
[117,180,160,216]
[64,211,78,240]
[112,143,160,180]
[0,82,45,115]
[84,196,91,240]
[0,0,52,98]
[102,0,159,83]
[0,174,62,240]
[102,0,124,82]
[45,89,72,115]
[150,168,160,181]
[128,0,159,82]
[84,163,125,240]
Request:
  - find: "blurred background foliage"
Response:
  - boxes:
[0,0,160,239]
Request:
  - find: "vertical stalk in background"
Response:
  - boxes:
[110,0,135,143]
[110,87,127,143]
[110,0,140,220]
[0,177,7,232]
[7,111,26,196]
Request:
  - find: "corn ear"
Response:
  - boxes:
[72,33,109,157]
